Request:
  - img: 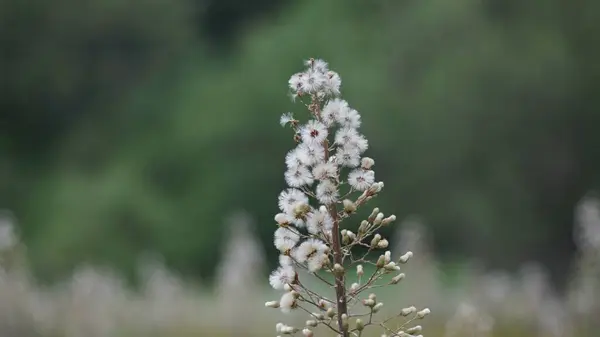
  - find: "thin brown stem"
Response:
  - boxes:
[310,92,349,337]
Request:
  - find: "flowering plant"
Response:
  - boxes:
[266,58,430,337]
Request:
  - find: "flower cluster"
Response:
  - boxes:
[266,59,430,337]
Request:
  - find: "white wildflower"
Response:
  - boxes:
[269,265,296,290]
[279,254,294,266]
[316,180,339,204]
[300,70,327,94]
[322,98,349,126]
[274,227,300,253]
[306,206,334,237]
[348,169,375,191]
[280,112,295,127]
[308,58,329,73]
[336,146,361,168]
[293,239,329,271]
[300,120,328,144]
[278,188,309,214]
[312,162,338,180]
[289,72,305,93]
[280,291,297,313]
[335,127,368,153]
[285,165,314,187]
[307,252,329,272]
[324,71,342,96]
[296,142,326,166]
[285,148,304,169]
[338,108,361,129]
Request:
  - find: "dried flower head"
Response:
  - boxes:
[267,58,430,337]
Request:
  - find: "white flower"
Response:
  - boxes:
[296,142,325,166]
[322,98,349,126]
[312,162,337,180]
[293,238,328,262]
[299,70,327,94]
[316,180,339,204]
[307,252,329,272]
[289,72,305,93]
[278,188,309,214]
[323,71,342,97]
[293,238,330,273]
[274,227,300,253]
[308,58,329,73]
[337,108,361,129]
[280,112,295,127]
[300,120,328,144]
[279,254,294,266]
[334,127,368,153]
[269,265,296,290]
[285,165,314,187]
[335,146,361,168]
[280,291,297,313]
[348,169,375,191]
[305,206,334,237]
[285,148,303,169]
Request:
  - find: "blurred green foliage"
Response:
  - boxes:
[1,0,600,285]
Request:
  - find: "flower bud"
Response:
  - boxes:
[343,199,356,214]
[317,300,329,310]
[341,314,349,330]
[406,326,422,334]
[384,251,391,263]
[390,273,405,284]
[357,264,364,276]
[326,307,336,318]
[399,251,413,264]
[333,263,345,276]
[417,308,431,319]
[383,262,400,271]
[293,203,311,220]
[371,234,382,248]
[341,229,350,244]
[355,318,365,331]
[377,239,389,249]
[265,301,280,308]
[361,157,375,169]
[275,213,290,225]
[401,306,416,316]
[302,328,314,337]
[312,313,325,320]
[350,282,359,292]
[376,255,386,268]
[373,302,384,313]
[381,214,396,226]
[368,293,377,301]
[368,208,380,222]
[358,220,369,235]
[306,320,318,327]
[368,182,384,193]
[362,298,375,307]
[373,212,384,226]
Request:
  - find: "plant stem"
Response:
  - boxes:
[329,204,349,337]
[310,92,349,337]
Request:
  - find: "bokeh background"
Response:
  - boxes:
[1,0,600,336]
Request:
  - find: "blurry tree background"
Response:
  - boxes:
[1,0,599,287]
